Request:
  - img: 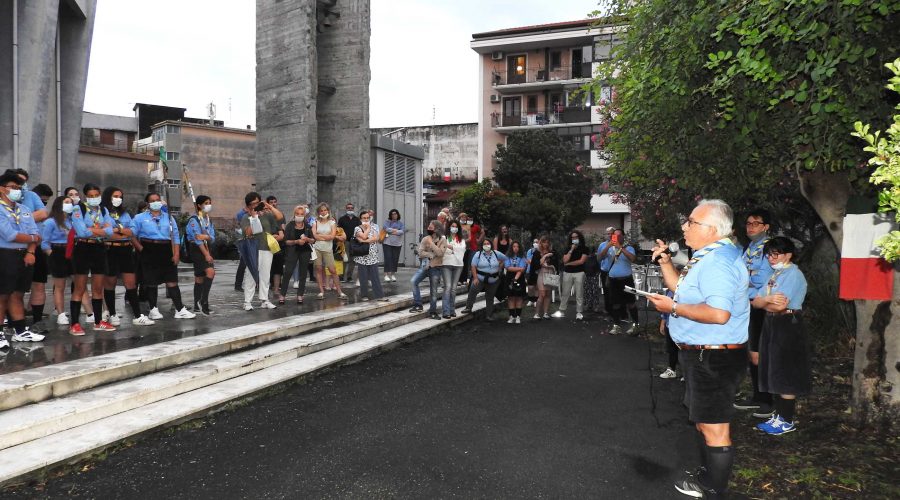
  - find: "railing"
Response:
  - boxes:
[491,106,592,128]
[80,136,159,156]
[491,65,590,86]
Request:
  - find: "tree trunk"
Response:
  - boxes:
[797,167,900,426]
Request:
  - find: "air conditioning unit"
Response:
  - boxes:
[491,51,504,61]
[489,94,500,104]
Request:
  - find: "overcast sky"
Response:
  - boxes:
[84,0,597,130]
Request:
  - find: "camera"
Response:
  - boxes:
[255,202,266,212]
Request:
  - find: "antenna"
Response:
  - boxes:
[207,102,216,125]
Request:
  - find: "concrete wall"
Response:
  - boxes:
[75,147,154,212]
[372,123,479,184]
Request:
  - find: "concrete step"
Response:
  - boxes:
[0,300,485,485]
[0,291,449,411]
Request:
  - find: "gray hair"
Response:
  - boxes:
[429,219,444,238]
[697,199,734,237]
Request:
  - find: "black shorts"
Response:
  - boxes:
[271,249,285,276]
[0,249,34,295]
[680,347,747,424]
[106,243,136,275]
[48,246,72,278]
[748,307,765,352]
[31,247,49,283]
[140,240,178,286]
[192,256,214,277]
[608,276,637,305]
[72,241,109,276]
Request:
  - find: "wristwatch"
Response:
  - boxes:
[671,302,679,318]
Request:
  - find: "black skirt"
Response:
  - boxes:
[759,313,812,396]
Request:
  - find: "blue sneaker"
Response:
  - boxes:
[755,414,782,432]
[760,415,796,435]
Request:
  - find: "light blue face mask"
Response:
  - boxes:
[149,201,164,211]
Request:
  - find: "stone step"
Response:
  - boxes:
[0,301,485,486]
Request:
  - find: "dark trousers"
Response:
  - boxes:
[235,256,246,288]
[358,263,384,299]
[465,278,500,317]
[280,249,311,297]
[343,260,356,282]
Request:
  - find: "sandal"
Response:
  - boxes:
[278,297,285,305]
[338,292,349,300]
[297,296,304,304]
[317,292,325,299]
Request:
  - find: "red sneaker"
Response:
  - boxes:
[69,323,86,336]
[93,321,117,332]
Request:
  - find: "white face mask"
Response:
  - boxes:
[62,203,75,214]
[295,216,305,223]
[483,246,491,252]
[772,262,787,270]
[571,239,579,245]
[149,201,163,211]
[202,204,213,213]
[7,189,22,202]
[320,212,329,219]
[450,227,458,234]
[86,197,101,207]
[70,195,81,205]
[533,242,539,249]
[111,197,123,207]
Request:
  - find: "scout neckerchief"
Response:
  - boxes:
[765,263,791,296]
[744,237,769,269]
[86,206,103,227]
[674,237,733,298]
[509,255,524,268]
[0,199,21,225]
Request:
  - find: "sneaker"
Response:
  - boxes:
[174,307,197,319]
[200,306,212,316]
[609,324,622,335]
[101,310,110,322]
[56,312,69,325]
[109,314,122,327]
[575,313,583,320]
[30,321,50,334]
[243,303,254,311]
[293,282,299,289]
[148,307,164,320]
[69,323,86,336]
[514,316,521,324]
[507,316,515,324]
[461,308,472,314]
[551,310,564,318]
[660,368,677,379]
[391,276,397,282]
[384,276,391,283]
[132,314,155,326]
[317,292,325,300]
[409,305,424,313]
[0,337,8,350]
[93,321,116,332]
[756,414,783,432]
[752,403,775,418]
[85,314,95,324]
[733,398,762,410]
[338,293,349,300]
[762,416,796,436]
[673,477,714,498]
[533,314,541,320]
[12,329,45,342]
[429,312,441,320]
[542,313,550,319]
[260,301,277,309]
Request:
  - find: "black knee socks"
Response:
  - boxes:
[70,300,81,325]
[125,288,141,317]
[11,319,26,335]
[146,287,158,309]
[775,396,796,422]
[700,445,734,495]
[203,277,213,307]
[104,289,117,316]
[193,282,202,308]
[31,303,44,324]
[167,286,184,310]
[91,298,103,325]
[750,362,772,405]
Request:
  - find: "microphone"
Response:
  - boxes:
[653,242,680,263]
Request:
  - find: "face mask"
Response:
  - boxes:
[86,197,101,207]
[149,201,163,211]
[111,197,123,208]
[21,183,29,192]
[62,203,75,214]
[572,239,579,245]
[7,189,22,202]
[426,229,435,236]
[772,262,787,270]
[202,204,213,213]
[533,243,539,249]
[295,216,305,223]
[450,227,458,234]
[320,212,329,219]
[70,196,81,205]
[483,245,491,252]
[347,210,355,215]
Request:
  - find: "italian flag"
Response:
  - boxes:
[839,213,894,300]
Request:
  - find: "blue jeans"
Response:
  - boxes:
[442,266,463,316]
[411,261,430,305]
[412,264,440,313]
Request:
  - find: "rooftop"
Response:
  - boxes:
[472,19,595,40]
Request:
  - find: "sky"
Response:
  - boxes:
[83,0,598,130]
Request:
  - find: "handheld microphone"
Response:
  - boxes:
[653,242,680,263]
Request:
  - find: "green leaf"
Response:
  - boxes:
[795,90,808,102]
[811,102,822,114]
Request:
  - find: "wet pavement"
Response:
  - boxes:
[0,304,696,499]
[1,263,420,376]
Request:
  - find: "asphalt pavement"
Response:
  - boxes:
[1,304,699,499]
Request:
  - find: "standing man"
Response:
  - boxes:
[234,206,249,291]
[337,202,361,284]
[602,229,640,334]
[734,208,775,416]
[596,227,616,316]
[0,171,45,346]
[647,199,749,499]
[7,169,49,333]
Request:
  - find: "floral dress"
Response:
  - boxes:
[353,224,380,266]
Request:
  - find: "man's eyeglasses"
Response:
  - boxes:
[766,251,783,258]
[682,218,712,228]
[745,221,766,228]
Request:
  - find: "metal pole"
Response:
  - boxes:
[12,0,19,172]
[56,25,62,194]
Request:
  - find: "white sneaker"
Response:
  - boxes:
[56,312,69,325]
[384,276,391,283]
[261,301,276,309]
[514,316,521,324]
[575,313,584,320]
[507,316,515,324]
[132,314,155,326]
[293,282,299,289]
[243,303,254,311]
[85,314,95,324]
[660,368,677,379]
[610,324,622,335]
[174,307,196,319]
[12,329,45,342]
[0,337,8,350]
[109,314,122,327]
[533,314,541,320]
[626,323,637,335]
[148,307,164,320]
[101,310,110,322]
[551,311,564,318]
[391,276,397,282]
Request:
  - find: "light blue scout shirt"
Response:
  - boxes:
[0,200,39,249]
[132,210,180,241]
[669,240,750,345]
[186,215,216,246]
[108,211,134,241]
[597,241,613,272]
[506,254,527,272]
[607,245,636,279]
[744,237,773,299]
[762,264,807,310]
[20,190,46,213]
[71,205,114,240]
[41,218,72,251]
[525,247,536,273]
[471,250,505,284]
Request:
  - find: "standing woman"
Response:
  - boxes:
[582,242,603,314]
[410,220,445,319]
[754,237,810,436]
[60,186,93,324]
[280,205,314,304]
[353,210,388,301]
[41,196,74,328]
[101,187,150,326]
[382,208,404,282]
[552,229,589,321]
[462,237,506,321]
[493,225,511,255]
[504,241,527,324]
[312,203,347,299]
[69,184,116,334]
[532,236,558,320]
[442,219,467,319]
[131,193,196,320]
[185,195,216,315]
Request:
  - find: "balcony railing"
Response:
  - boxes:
[80,136,159,156]
[491,106,592,128]
[491,65,591,86]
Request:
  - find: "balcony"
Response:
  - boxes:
[491,105,593,131]
[491,65,592,93]
[80,134,160,156]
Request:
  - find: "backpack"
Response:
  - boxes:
[179,216,199,263]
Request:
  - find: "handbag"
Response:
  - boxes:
[350,238,370,257]
[266,233,281,254]
[378,228,387,243]
[64,228,76,260]
[543,272,561,288]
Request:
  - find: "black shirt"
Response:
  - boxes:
[337,213,361,239]
[564,246,588,273]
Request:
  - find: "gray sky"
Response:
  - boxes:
[84,0,597,130]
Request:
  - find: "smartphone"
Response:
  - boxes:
[255,203,266,212]
[611,233,621,245]
[624,285,655,298]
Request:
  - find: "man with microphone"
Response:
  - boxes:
[646,199,749,499]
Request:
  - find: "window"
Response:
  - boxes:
[165,125,181,134]
[550,51,561,70]
[166,151,180,161]
[527,96,537,114]
[151,128,164,143]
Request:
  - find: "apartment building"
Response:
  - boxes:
[470,19,630,236]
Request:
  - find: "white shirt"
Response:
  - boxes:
[444,238,467,267]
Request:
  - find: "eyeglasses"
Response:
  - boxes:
[745,221,766,227]
[766,251,783,258]
[682,218,713,228]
